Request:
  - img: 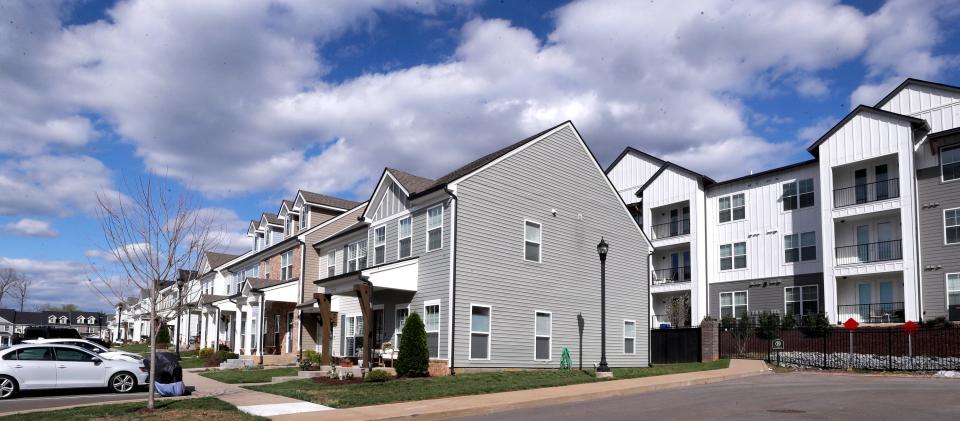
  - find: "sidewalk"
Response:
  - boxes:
[272,359,769,421]
[184,370,333,417]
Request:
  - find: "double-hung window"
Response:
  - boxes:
[784,232,817,263]
[398,217,412,258]
[281,250,293,280]
[424,302,440,358]
[374,226,386,265]
[784,285,818,317]
[948,273,960,307]
[343,315,363,356]
[946,208,960,245]
[524,221,541,262]
[623,320,636,354]
[720,242,747,270]
[263,259,271,279]
[470,305,491,360]
[326,250,336,277]
[943,144,960,181]
[347,240,367,272]
[783,179,815,211]
[720,291,748,318]
[427,206,443,251]
[285,217,294,236]
[394,306,409,345]
[299,208,308,229]
[535,311,551,360]
[718,193,745,222]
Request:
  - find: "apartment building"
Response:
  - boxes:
[0,309,112,346]
[609,78,960,327]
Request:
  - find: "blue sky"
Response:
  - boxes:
[1,0,958,311]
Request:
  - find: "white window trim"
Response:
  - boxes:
[423,299,441,359]
[373,225,386,265]
[623,319,636,355]
[281,250,294,280]
[397,216,413,259]
[469,303,492,361]
[718,193,746,224]
[719,241,748,271]
[720,291,749,318]
[347,240,368,272]
[533,310,552,361]
[947,273,960,310]
[941,144,960,183]
[325,250,336,278]
[945,207,960,246]
[425,204,444,252]
[783,285,819,316]
[523,219,542,263]
[783,232,818,265]
[393,303,411,345]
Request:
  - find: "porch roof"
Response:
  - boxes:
[314,257,419,296]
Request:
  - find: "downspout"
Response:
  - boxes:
[259,292,266,367]
[912,134,925,321]
[444,186,459,375]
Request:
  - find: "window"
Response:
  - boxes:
[424,302,440,359]
[326,250,336,277]
[718,193,745,222]
[398,217,412,259]
[720,291,748,318]
[285,216,294,236]
[281,250,293,280]
[784,285,818,317]
[524,221,541,262]
[55,347,96,362]
[347,240,367,272]
[394,306,409,345]
[948,273,960,307]
[343,315,363,357]
[299,207,308,229]
[470,305,491,360]
[13,347,52,361]
[427,205,443,251]
[263,259,271,279]
[720,242,747,270]
[946,208,960,245]
[783,179,815,211]
[943,144,960,181]
[535,311,551,360]
[623,320,636,354]
[374,226,386,265]
[784,232,817,263]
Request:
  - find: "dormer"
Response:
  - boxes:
[48,315,56,324]
[278,200,298,237]
[87,316,95,325]
[247,220,263,251]
[260,213,283,247]
[59,316,68,324]
[294,190,360,230]
[76,315,84,324]
[362,168,435,223]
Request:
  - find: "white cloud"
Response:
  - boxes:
[0,155,123,217]
[3,218,58,237]
[0,256,114,311]
[796,77,830,99]
[660,137,801,181]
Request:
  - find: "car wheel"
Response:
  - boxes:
[109,372,136,393]
[0,376,17,399]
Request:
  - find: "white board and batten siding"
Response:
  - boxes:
[453,125,649,368]
[606,152,663,204]
[706,163,822,284]
[371,180,410,221]
[879,83,960,133]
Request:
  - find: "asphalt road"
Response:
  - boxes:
[0,387,149,414]
[456,372,960,420]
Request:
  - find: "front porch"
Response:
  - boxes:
[836,274,905,324]
[651,291,691,328]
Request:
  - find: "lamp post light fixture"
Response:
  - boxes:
[175,277,185,356]
[596,237,612,378]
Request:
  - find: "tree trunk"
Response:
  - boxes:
[148,302,157,410]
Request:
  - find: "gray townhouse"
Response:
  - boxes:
[308,121,652,371]
[608,78,960,327]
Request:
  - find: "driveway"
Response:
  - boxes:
[0,387,149,415]
[455,372,960,420]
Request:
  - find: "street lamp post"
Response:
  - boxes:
[175,277,185,356]
[597,237,612,377]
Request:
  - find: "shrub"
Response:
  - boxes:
[781,314,798,330]
[396,312,429,377]
[720,316,737,329]
[756,312,780,340]
[198,347,214,358]
[155,325,171,347]
[203,350,239,367]
[365,369,391,383]
[732,313,754,356]
[800,313,831,337]
[922,316,953,328]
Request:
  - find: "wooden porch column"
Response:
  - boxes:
[314,293,333,366]
[354,283,373,369]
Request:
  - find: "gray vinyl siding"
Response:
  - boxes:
[708,273,824,317]
[453,126,649,368]
[917,136,960,320]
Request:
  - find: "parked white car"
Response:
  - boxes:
[22,339,144,362]
[0,344,148,399]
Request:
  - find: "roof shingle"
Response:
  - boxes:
[299,191,362,210]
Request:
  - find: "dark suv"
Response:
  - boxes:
[15,327,82,344]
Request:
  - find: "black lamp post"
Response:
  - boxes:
[597,237,611,375]
[175,277,185,356]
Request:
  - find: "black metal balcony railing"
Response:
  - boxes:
[833,178,900,208]
[650,219,690,239]
[652,266,691,285]
[837,302,905,324]
[835,240,902,265]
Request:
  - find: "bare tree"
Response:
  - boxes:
[0,268,17,307]
[90,177,218,410]
[11,276,32,312]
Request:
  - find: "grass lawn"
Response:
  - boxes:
[114,343,151,354]
[200,367,299,384]
[0,397,266,421]
[247,359,729,408]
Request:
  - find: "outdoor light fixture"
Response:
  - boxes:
[596,237,611,377]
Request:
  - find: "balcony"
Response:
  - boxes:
[652,266,691,285]
[650,219,690,240]
[833,178,899,208]
[837,302,905,324]
[835,240,902,266]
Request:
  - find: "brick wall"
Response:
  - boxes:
[701,319,719,362]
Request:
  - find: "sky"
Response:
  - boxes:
[1,0,959,312]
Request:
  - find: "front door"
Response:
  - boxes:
[856,225,870,262]
[877,222,893,260]
[875,165,889,200]
[274,315,281,355]
[854,168,868,203]
[54,347,105,388]
[286,312,294,353]
[879,281,894,314]
[858,283,873,321]
[669,209,679,236]
[670,253,681,281]
[372,309,384,349]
